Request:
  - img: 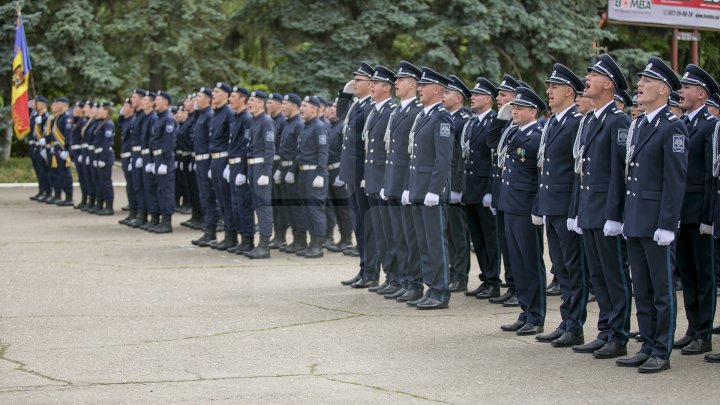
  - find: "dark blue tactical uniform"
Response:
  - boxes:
[227,91,254,252]
[50,106,74,203]
[276,102,305,252]
[270,106,288,240]
[326,116,354,251]
[93,115,115,212]
[71,110,88,208]
[192,102,219,236]
[208,100,235,249]
[151,105,177,226]
[119,107,137,220]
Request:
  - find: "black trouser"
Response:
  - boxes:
[349,185,379,281]
[465,204,500,287]
[121,156,135,209]
[627,237,677,360]
[327,169,353,236]
[505,213,545,326]
[546,215,587,335]
[401,203,423,292]
[447,203,470,284]
[496,211,514,289]
[582,229,631,345]
[412,204,450,303]
[368,194,393,285]
[677,223,716,341]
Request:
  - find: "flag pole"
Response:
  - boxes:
[16,1,37,102]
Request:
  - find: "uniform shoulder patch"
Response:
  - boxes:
[415,101,423,108]
[572,112,582,118]
[617,129,628,146]
[666,112,678,121]
[612,109,623,115]
[319,134,327,145]
[165,124,174,133]
[672,134,685,153]
[438,106,447,112]
[461,112,470,119]
[440,123,451,137]
[265,131,274,142]
[105,129,113,138]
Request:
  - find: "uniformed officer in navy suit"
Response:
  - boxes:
[443,75,472,293]
[289,96,329,259]
[668,91,684,117]
[461,77,501,300]
[337,62,379,288]
[402,67,454,310]
[93,102,116,216]
[616,57,687,373]
[672,65,719,355]
[325,99,355,254]
[49,97,74,206]
[118,99,137,225]
[495,85,546,335]
[571,54,632,360]
[139,92,159,229]
[382,61,425,303]
[707,92,720,117]
[362,65,398,294]
[614,90,632,112]
[244,91,276,259]
[487,74,521,307]
[149,91,177,233]
[208,82,236,251]
[534,64,588,347]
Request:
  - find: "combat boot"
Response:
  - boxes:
[129,211,147,228]
[83,196,96,212]
[74,195,87,210]
[97,201,114,216]
[88,199,102,214]
[285,231,307,254]
[303,235,324,259]
[245,235,271,259]
[120,209,136,225]
[153,214,173,234]
[214,231,238,251]
[327,231,353,252]
[268,227,287,250]
[192,227,217,247]
[142,213,159,231]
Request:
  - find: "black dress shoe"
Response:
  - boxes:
[587,293,597,303]
[517,323,543,336]
[573,338,607,353]
[635,334,646,343]
[536,328,565,343]
[592,341,627,359]
[489,290,513,304]
[351,279,378,289]
[341,274,362,286]
[714,325,720,335]
[616,352,651,367]
[546,284,561,296]
[397,290,423,303]
[368,282,388,293]
[673,335,694,348]
[377,285,401,296]
[416,297,449,310]
[500,320,526,332]
[629,330,640,339]
[552,332,584,348]
[704,353,720,363]
[407,295,429,307]
[384,288,407,299]
[476,286,500,299]
[464,284,487,296]
[638,357,670,374]
[448,281,467,292]
[681,339,712,355]
[502,294,519,307]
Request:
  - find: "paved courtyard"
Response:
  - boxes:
[1,183,719,404]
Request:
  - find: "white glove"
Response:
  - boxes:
[258,175,269,186]
[653,229,675,246]
[151,163,156,174]
[38,138,46,146]
[135,157,143,168]
[360,179,365,188]
[567,217,576,232]
[531,215,544,226]
[145,163,152,173]
[343,80,355,94]
[179,162,184,171]
[490,207,497,216]
[573,219,583,234]
[98,160,106,168]
[700,224,713,235]
[603,220,623,237]
[223,165,230,181]
[401,190,410,206]
[85,156,90,165]
[312,175,324,188]
[497,103,513,120]
[128,163,132,172]
[285,172,295,184]
[208,169,212,179]
[49,146,54,154]
[189,162,194,172]
[40,149,47,159]
[482,193,492,208]
[35,116,42,125]
[174,161,178,169]
[93,160,98,167]
[450,191,462,204]
[424,192,440,207]
[334,176,345,187]
[235,173,247,186]
[380,188,387,200]
[157,164,168,175]
[273,169,282,184]
[59,151,68,160]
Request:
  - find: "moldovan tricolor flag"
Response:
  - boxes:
[11,14,31,140]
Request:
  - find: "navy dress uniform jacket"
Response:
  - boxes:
[450,108,471,193]
[497,124,542,216]
[575,104,630,229]
[338,94,373,186]
[151,109,177,170]
[537,108,583,216]
[383,99,423,198]
[624,108,688,237]
[680,107,717,225]
[363,99,396,194]
[461,110,497,205]
[405,103,454,203]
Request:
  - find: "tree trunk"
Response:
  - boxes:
[0,122,12,161]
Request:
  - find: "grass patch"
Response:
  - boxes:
[0,157,78,183]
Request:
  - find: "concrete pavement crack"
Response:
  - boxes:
[297,301,465,318]
[0,340,72,386]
